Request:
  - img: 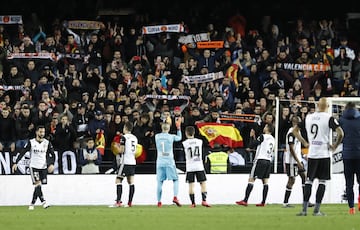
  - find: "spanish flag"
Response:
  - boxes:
[135,144,147,164]
[95,130,106,156]
[225,64,239,87]
[196,122,243,148]
[111,133,122,155]
[111,134,147,164]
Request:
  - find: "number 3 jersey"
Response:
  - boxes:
[182,138,204,172]
[305,111,340,159]
[253,134,275,161]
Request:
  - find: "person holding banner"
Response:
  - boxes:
[11,125,55,210]
[339,101,360,214]
[187,47,225,73]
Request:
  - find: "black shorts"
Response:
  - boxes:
[186,171,207,183]
[117,164,136,178]
[30,167,48,185]
[285,163,301,177]
[307,158,330,180]
[250,159,271,179]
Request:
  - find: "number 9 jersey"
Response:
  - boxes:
[305,111,340,159]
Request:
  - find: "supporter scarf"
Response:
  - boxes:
[142,24,185,34]
[144,94,190,108]
[144,94,190,101]
[0,85,27,94]
[196,41,224,49]
[0,15,22,24]
[7,52,57,61]
[182,71,224,84]
[178,33,210,44]
[219,113,261,124]
[277,62,331,71]
[67,20,104,30]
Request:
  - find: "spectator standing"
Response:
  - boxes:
[182,126,211,208]
[236,123,275,207]
[332,47,352,94]
[339,102,360,214]
[297,97,344,216]
[155,121,182,207]
[15,103,34,150]
[11,125,55,210]
[78,136,102,174]
[109,121,138,207]
[88,110,106,140]
[31,100,52,136]
[52,114,77,172]
[0,106,16,153]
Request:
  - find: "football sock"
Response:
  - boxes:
[157,180,163,201]
[244,183,254,202]
[302,184,305,199]
[190,194,195,204]
[38,186,44,203]
[128,184,135,203]
[201,192,207,201]
[116,184,122,202]
[173,180,179,197]
[316,183,326,204]
[262,184,269,204]
[31,185,40,204]
[284,187,292,203]
[304,183,312,202]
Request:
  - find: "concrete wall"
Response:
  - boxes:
[0,174,350,206]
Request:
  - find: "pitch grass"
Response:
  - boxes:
[0,204,358,230]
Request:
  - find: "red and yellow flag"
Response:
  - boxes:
[111,134,147,164]
[196,122,243,148]
[135,144,147,164]
[95,130,106,156]
[225,64,239,87]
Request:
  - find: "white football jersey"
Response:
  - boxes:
[28,138,51,169]
[305,111,339,159]
[118,133,138,165]
[284,127,302,164]
[182,138,205,172]
[254,133,275,161]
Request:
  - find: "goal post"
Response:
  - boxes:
[326,96,360,174]
[274,96,359,173]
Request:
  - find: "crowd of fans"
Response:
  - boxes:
[0,13,359,168]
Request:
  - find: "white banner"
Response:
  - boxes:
[142,24,185,34]
[182,71,224,84]
[178,33,209,44]
[0,15,23,24]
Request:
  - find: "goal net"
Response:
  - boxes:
[327,97,360,174]
[274,97,359,174]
